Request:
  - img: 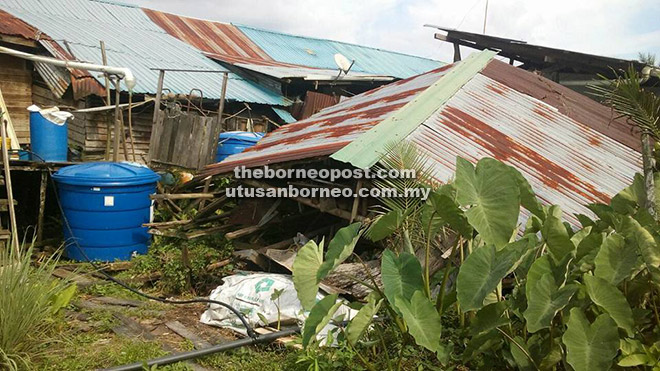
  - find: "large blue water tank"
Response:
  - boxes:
[53,162,160,261]
[216,131,264,162]
[28,106,69,162]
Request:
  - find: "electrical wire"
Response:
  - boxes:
[13,150,257,339]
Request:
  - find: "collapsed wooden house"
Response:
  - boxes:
[197,50,642,230]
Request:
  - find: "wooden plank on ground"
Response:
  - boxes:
[165,320,212,349]
[52,268,99,288]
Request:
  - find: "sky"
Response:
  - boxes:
[123,0,660,64]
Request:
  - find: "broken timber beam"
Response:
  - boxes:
[242,180,365,222]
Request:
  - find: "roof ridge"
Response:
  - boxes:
[233,23,441,63]
[331,50,497,168]
[89,0,137,8]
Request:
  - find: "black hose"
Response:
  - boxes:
[101,326,300,371]
[26,152,257,338]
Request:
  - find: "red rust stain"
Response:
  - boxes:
[441,106,610,203]
[533,107,555,121]
[588,136,602,146]
[486,83,505,95]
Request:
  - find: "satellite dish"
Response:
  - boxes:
[334,53,354,74]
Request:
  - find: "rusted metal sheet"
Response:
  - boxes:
[481,60,640,151]
[300,91,339,119]
[201,59,642,225]
[0,9,40,41]
[200,65,455,177]
[407,71,641,224]
[143,9,272,62]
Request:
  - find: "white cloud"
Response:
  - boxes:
[125,0,660,63]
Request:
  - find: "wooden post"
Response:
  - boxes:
[1,119,19,253]
[100,41,112,161]
[113,79,121,162]
[127,92,136,162]
[152,70,165,127]
[208,72,228,165]
[37,171,47,243]
[149,70,165,164]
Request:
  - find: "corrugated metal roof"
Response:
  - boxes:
[232,62,394,81]
[272,107,296,123]
[201,53,642,223]
[143,9,273,62]
[0,0,289,105]
[201,64,455,175]
[406,72,640,225]
[0,8,41,40]
[236,25,445,79]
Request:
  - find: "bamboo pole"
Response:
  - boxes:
[127,92,136,162]
[113,79,121,162]
[100,40,112,161]
[1,118,19,253]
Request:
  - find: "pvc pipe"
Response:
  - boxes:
[0,45,136,90]
[102,326,300,371]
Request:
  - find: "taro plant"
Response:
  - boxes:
[291,153,660,370]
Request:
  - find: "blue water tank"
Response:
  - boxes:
[216,131,264,162]
[28,107,69,162]
[53,162,160,262]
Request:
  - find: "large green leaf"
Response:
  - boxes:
[49,283,77,314]
[293,239,324,310]
[583,275,634,336]
[610,173,645,215]
[365,210,402,242]
[457,242,526,312]
[345,293,382,345]
[626,217,660,268]
[594,233,639,285]
[302,294,342,347]
[427,190,472,238]
[542,205,576,263]
[508,165,545,220]
[524,273,577,333]
[525,253,571,304]
[317,223,361,280]
[381,250,424,310]
[469,301,510,336]
[455,157,520,248]
[562,308,619,371]
[395,291,443,353]
[510,336,536,371]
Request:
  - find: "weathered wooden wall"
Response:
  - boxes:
[149,111,219,169]
[0,54,32,143]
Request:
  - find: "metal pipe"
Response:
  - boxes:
[0,45,136,90]
[102,326,300,371]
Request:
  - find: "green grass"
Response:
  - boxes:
[0,244,72,370]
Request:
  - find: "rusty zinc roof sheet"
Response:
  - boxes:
[0,9,41,41]
[201,63,456,176]
[201,54,642,223]
[406,67,641,225]
[143,9,273,63]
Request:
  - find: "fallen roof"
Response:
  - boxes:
[428,26,647,74]
[0,0,289,105]
[202,51,642,224]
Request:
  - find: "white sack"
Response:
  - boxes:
[200,273,356,343]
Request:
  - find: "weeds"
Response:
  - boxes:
[130,235,233,294]
[0,243,73,370]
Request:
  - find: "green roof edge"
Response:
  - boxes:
[330,50,497,169]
